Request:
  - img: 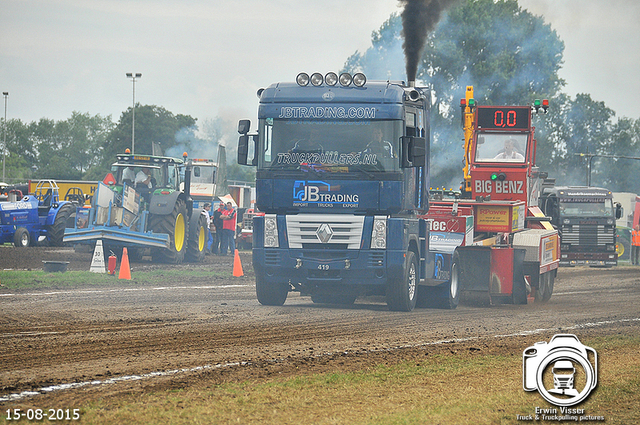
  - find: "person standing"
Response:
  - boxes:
[212,203,224,255]
[203,203,213,254]
[632,225,640,265]
[220,202,237,256]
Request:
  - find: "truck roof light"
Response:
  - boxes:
[325,72,338,86]
[353,73,366,87]
[339,72,353,87]
[296,73,310,86]
[310,73,324,86]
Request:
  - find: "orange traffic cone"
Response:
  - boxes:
[118,247,132,280]
[233,249,244,277]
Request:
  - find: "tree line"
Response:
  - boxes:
[0,105,255,185]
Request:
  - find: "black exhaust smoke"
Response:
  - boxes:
[399,0,456,83]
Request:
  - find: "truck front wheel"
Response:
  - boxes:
[256,274,288,306]
[387,251,418,312]
[13,227,31,247]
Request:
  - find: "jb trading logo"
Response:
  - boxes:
[293,181,359,208]
[518,334,604,422]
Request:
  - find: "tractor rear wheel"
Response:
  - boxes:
[48,203,75,246]
[149,198,188,264]
[185,212,207,262]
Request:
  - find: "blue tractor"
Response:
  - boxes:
[0,180,77,247]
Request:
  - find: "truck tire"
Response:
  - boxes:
[439,252,460,309]
[535,271,554,303]
[13,227,31,248]
[386,250,418,312]
[47,203,75,247]
[256,274,288,306]
[149,198,188,264]
[185,212,207,262]
[416,252,460,309]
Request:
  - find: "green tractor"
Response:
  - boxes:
[64,151,207,263]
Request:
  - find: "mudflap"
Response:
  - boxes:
[456,246,526,305]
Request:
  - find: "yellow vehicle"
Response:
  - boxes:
[28,179,98,206]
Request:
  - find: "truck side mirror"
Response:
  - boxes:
[615,202,623,220]
[401,136,426,168]
[238,119,251,135]
[411,137,426,165]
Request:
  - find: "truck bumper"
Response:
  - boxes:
[560,252,617,266]
[253,248,406,288]
[64,226,170,248]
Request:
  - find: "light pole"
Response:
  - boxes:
[126,73,142,154]
[2,91,8,182]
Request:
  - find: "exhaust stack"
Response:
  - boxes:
[400,0,456,83]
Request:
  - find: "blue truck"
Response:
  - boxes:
[236,72,455,311]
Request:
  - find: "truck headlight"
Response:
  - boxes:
[264,214,279,248]
[371,216,387,249]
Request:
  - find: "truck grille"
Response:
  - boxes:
[286,214,365,250]
[561,224,614,246]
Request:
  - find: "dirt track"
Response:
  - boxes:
[1,246,639,407]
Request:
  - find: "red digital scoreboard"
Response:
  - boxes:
[476,106,530,130]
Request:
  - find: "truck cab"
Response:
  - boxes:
[540,186,621,266]
[238,73,430,310]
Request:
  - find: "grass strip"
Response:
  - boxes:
[73,335,640,424]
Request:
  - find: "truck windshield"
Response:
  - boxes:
[257,119,402,173]
[474,133,528,163]
[559,198,614,217]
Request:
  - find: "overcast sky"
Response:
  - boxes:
[1,0,639,133]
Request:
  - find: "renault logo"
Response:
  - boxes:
[316,223,333,243]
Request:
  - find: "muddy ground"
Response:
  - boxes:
[1,245,639,409]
